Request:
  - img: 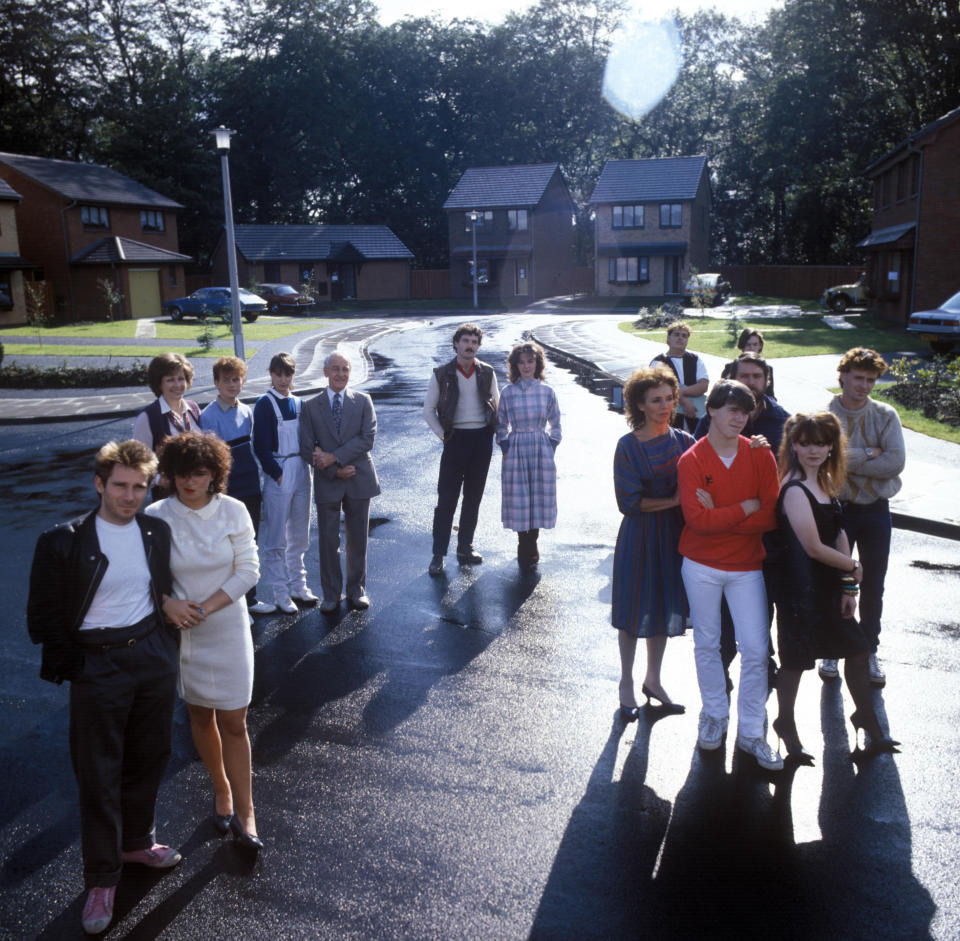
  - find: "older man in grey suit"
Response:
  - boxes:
[299,352,380,612]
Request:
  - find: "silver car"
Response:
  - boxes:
[907,290,960,354]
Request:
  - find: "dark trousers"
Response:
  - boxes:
[70,620,178,888]
[432,426,493,556]
[236,493,262,605]
[840,498,891,651]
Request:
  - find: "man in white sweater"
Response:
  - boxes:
[423,323,500,575]
[823,347,906,687]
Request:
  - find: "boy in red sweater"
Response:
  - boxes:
[678,380,783,770]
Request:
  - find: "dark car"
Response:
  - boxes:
[163,287,265,324]
[257,283,314,312]
[907,290,960,354]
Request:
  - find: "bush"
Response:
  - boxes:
[884,355,960,425]
[632,303,685,329]
[0,360,149,388]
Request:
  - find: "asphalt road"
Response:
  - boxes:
[1,315,958,939]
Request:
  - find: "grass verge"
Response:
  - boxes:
[0,318,326,342]
[620,314,919,358]
[2,344,248,358]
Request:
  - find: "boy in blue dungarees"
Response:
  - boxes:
[253,353,317,613]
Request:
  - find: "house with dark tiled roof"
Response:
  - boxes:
[590,156,710,298]
[0,177,38,326]
[858,103,960,325]
[212,224,414,301]
[442,163,576,301]
[0,151,190,321]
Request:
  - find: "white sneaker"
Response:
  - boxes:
[292,587,319,605]
[697,710,728,750]
[868,653,886,687]
[249,601,277,615]
[818,658,839,680]
[736,735,784,771]
[275,596,298,614]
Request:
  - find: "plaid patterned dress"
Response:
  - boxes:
[496,378,562,530]
[611,428,694,637]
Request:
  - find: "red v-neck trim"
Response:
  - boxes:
[456,363,476,379]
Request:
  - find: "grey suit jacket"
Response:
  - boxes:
[299,387,381,502]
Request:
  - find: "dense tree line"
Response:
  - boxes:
[2,0,958,270]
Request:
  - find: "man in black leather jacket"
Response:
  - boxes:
[27,439,181,934]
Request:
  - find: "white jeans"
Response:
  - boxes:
[260,457,312,600]
[682,557,769,740]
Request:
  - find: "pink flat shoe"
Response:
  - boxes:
[121,843,182,869]
[82,885,115,934]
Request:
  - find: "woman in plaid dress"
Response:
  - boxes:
[496,342,562,568]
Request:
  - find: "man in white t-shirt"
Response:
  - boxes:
[27,440,182,935]
[650,320,709,433]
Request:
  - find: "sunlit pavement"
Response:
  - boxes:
[0,314,957,938]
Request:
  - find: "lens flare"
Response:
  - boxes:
[602,14,683,121]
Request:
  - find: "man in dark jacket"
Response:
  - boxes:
[422,322,500,575]
[27,440,182,935]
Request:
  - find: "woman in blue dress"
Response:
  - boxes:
[612,366,694,719]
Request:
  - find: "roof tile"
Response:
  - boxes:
[590,156,708,203]
[233,225,413,261]
[443,164,562,209]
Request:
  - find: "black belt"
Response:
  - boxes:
[76,614,158,650]
[226,435,251,447]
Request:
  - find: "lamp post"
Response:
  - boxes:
[469,210,479,309]
[212,125,244,359]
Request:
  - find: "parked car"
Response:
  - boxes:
[907,290,960,354]
[683,273,730,307]
[257,283,314,312]
[820,273,868,313]
[163,287,265,323]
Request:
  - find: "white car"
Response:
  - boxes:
[683,273,729,306]
[907,290,960,354]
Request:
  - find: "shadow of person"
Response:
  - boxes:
[800,682,936,940]
[529,710,673,939]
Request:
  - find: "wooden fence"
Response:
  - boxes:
[717,265,864,300]
[410,269,450,299]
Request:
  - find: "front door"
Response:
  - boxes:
[664,257,680,295]
[128,269,161,318]
[515,260,529,296]
[331,264,356,301]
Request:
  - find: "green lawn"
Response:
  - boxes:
[620,313,920,358]
[1,317,327,342]
[2,344,247,358]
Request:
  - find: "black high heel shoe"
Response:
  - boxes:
[641,683,685,715]
[772,716,814,765]
[229,815,264,852]
[212,798,233,835]
[619,703,641,721]
[849,711,900,761]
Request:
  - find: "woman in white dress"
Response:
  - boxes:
[146,431,262,851]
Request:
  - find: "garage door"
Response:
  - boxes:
[129,269,161,318]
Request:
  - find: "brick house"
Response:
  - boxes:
[0,177,38,326]
[590,156,710,298]
[858,103,960,324]
[442,163,576,301]
[0,152,190,321]
[212,224,414,301]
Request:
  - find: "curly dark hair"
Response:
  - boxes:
[506,341,546,382]
[147,352,194,397]
[623,366,678,430]
[452,322,483,346]
[157,431,232,495]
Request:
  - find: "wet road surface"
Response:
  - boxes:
[1,315,958,938]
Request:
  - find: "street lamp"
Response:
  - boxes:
[469,210,479,309]
[211,125,244,359]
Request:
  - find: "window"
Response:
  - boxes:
[81,205,109,228]
[264,263,280,281]
[659,203,682,227]
[0,274,11,309]
[140,210,164,232]
[507,209,528,231]
[608,256,649,283]
[464,211,493,231]
[612,205,644,228]
[167,267,177,288]
[468,259,490,284]
[910,153,920,196]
